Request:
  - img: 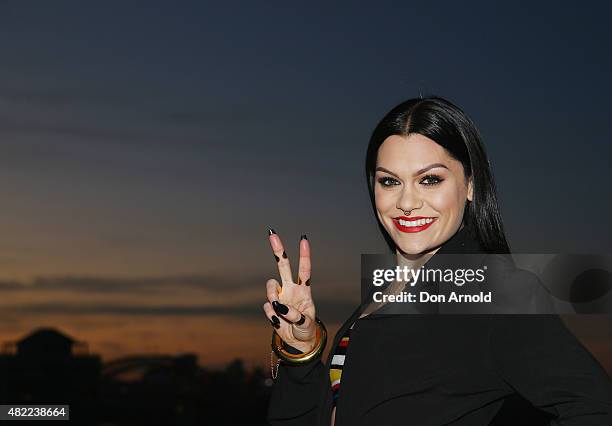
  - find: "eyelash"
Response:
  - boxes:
[377,174,444,187]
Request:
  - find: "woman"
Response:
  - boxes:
[263,96,612,425]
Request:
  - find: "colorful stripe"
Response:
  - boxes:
[329,322,355,406]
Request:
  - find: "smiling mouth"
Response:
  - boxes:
[392,216,437,233]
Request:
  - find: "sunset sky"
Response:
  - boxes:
[0,2,611,372]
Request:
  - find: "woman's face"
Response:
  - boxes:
[374,134,473,256]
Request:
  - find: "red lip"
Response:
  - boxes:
[392,216,437,233]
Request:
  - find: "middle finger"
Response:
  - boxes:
[296,235,312,287]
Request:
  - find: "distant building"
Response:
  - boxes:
[0,327,101,403]
[0,328,271,424]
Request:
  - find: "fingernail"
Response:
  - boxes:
[300,234,307,241]
[305,278,311,286]
[297,277,302,285]
[272,301,289,315]
[271,315,281,328]
[274,250,287,262]
[268,227,276,236]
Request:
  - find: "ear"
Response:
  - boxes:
[467,177,473,202]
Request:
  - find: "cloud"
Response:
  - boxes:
[0,87,130,108]
[0,280,23,291]
[2,298,356,324]
[0,116,150,142]
[0,274,257,294]
[0,274,359,323]
[0,86,279,132]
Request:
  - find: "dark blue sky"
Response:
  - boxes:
[0,2,610,366]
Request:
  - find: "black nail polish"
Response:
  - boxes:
[272,301,289,315]
[282,250,287,259]
[274,254,280,262]
[271,315,281,328]
[297,277,302,285]
[268,227,276,235]
[305,278,311,286]
[300,234,307,240]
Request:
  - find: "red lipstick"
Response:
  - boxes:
[392,216,437,233]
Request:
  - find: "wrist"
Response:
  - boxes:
[284,339,316,354]
[272,317,327,365]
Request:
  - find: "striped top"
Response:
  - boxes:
[329,321,355,406]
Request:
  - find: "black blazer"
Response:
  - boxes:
[267,225,612,425]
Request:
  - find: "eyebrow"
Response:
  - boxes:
[376,163,449,178]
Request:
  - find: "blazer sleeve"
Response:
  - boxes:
[267,343,328,426]
[489,314,612,425]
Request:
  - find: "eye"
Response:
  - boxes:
[377,176,400,187]
[420,174,444,186]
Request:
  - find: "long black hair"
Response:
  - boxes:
[365,96,511,254]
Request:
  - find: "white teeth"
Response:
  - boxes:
[398,218,434,227]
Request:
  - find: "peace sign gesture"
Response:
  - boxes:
[263,228,317,353]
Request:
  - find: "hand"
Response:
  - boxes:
[263,229,317,353]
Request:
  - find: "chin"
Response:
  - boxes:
[396,241,430,256]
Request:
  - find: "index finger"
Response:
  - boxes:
[268,228,293,286]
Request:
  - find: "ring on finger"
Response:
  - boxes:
[294,313,306,326]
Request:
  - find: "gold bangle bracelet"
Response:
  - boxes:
[271,317,327,364]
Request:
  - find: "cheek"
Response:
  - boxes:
[427,186,464,214]
[374,188,394,211]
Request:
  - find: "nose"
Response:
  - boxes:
[396,186,423,215]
